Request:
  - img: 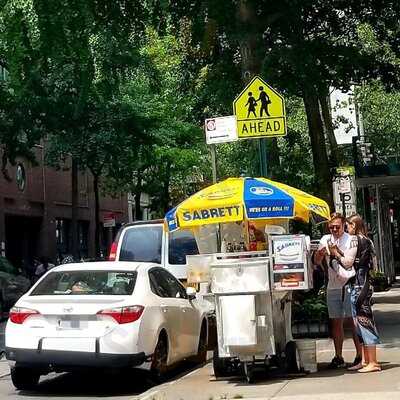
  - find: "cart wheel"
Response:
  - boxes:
[212,346,231,378]
[243,362,255,384]
[285,340,300,373]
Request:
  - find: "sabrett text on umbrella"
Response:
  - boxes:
[182,205,241,221]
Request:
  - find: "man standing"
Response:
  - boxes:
[314,213,362,368]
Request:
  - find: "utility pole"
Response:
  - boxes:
[210,144,217,184]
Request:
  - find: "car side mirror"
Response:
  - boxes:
[186,286,197,300]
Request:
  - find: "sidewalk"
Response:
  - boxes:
[137,283,400,400]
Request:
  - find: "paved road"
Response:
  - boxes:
[0,358,207,400]
[0,318,207,399]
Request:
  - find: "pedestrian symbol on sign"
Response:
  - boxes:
[257,86,271,117]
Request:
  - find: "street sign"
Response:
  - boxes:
[205,116,238,145]
[103,212,116,228]
[233,76,286,139]
[333,167,357,216]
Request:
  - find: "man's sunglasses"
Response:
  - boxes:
[328,225,342,231]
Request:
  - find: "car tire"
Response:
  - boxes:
[192,321,208,364]
[11,367,40,390]
[151,334,168,383]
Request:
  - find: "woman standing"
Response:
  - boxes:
[347,214,381,373]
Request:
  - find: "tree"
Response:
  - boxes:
[104,28,207,216]
[164,0,400,208]
[357,81,400,162]
[1,0,151,258]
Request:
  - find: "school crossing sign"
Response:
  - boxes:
[233,76,287,139]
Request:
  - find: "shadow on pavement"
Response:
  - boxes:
[16,361,206,398]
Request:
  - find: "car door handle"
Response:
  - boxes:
[161,305,168,313]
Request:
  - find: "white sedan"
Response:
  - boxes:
[6,262,208,390]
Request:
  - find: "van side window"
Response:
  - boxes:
[119,226,162,263]
[168,230,199,265]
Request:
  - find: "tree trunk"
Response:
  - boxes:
[93,173,100,259]
[134,172,142,221]
[303,88,334,209]
[319,94,341,167]
[71,158,79,260]
[236,1,262,83]
[162,161,172,213]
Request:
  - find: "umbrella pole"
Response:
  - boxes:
[217,223,222,251]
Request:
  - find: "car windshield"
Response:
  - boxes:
[30,270,137,296]
[119,225,162,263]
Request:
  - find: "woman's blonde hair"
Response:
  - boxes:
[347,214,368,236]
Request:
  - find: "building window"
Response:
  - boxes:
[56,219,89,262]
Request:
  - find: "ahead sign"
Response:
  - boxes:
[233,76,286,139]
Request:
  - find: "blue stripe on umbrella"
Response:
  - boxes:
[165,207,179,231]
[244,178,294,219]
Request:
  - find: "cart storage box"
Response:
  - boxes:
[220,295,257,346]
[210,257,270,294]
[269,235,313,291]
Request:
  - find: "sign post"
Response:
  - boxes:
[233,76,286,177]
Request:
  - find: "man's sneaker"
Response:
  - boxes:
[329,356,345,369]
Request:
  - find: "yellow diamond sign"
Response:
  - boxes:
[233,76,286,139]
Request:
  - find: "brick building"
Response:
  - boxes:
[0,144,128,271]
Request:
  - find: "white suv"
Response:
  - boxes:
[6,261,208,390]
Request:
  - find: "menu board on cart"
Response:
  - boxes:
[269,235,312,291]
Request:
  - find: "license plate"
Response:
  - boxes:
[57,317,81,330]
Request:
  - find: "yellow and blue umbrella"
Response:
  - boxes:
[165,177,330,231]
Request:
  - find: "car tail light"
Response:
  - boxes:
[97,305,144,324]
[108,242,118,261]
[9,307,40,324]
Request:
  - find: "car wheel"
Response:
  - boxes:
[151,334,168,383]
[11,367,40,390]
[192,321,208,364]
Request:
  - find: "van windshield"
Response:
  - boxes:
[119,225,162,263]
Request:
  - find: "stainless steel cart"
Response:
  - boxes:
[209,253,294,383]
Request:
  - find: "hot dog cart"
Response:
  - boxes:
[187,233,312,382]
[165,176,330,382]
